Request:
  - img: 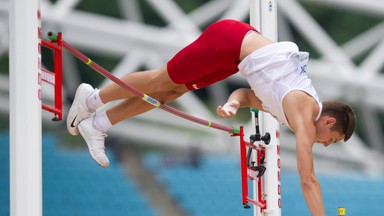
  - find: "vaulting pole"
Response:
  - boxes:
[50,34,239,134]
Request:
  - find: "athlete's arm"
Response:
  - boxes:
[295,124,326,216]
[284,92,326,216]
[216,88,264,118]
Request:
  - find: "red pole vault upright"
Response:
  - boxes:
[233,110,270,210]
[41,33,63,121]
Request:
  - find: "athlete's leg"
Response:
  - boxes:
[98,65,189,125]
[105,88,187,125]
[76,65,188,167]
[99,65,187,102]
[68,65,188,132]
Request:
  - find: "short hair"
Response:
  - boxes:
[321,100,356,142]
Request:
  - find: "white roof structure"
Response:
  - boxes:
[1,0,384,174]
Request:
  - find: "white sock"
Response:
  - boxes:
[93,111,112,133]
[86,89,104,112]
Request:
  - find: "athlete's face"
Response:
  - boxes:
[314,116,345,147]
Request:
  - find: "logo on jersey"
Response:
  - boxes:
[300,64,307,74]
[192,84,199,89]
[298,51,309,75]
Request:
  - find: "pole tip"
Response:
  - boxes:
[47,32,58,41]
[232,127,240,135]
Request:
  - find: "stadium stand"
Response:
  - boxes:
[0,133,159,216]
[2,132,384,216]
[143,151,384,216]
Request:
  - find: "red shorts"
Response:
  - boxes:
[167,19,257,90]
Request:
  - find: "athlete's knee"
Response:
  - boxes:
[149,66,187,93]
[154,87,186,104]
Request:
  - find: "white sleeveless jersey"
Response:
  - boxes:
[238,42,322,129]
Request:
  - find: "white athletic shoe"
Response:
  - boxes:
[78,116,110,168]
[67,83,95,136]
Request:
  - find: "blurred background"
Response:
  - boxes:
[1,0,384,215]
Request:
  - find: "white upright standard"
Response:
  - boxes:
[250,0,281,215]
[9,0,42,215]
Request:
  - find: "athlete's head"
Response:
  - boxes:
[315,101,356,146]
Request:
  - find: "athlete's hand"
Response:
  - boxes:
[216,100,240,118]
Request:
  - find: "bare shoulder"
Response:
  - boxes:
[282,90,319,132]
